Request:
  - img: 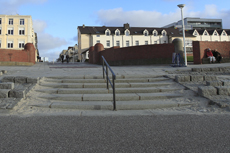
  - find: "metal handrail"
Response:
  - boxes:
[102,56,116,111]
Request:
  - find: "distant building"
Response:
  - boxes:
[0,14,39,61]
[163,17,222,29]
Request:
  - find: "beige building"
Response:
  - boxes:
[0,15,38,60]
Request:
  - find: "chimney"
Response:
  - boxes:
[83,24,85,28]
[124,23,130,29]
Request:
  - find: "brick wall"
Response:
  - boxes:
[89,43,175,65]
[0,43,36,65]
[193,41,230,64]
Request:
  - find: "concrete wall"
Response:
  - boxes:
[89,43,174,66]
[0,43,35,65]
[193,41,230,64]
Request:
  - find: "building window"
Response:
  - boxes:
[96,40,100,44]
[7,41,13,48]
[214,32,217,36]
[223,32,226,36]
[0,40,1,48]
[116,31,120,36]
[125,30,130,36]
[19,28,25,35]
[96,35,100,37]
[154,41,157,44]
[0,28,1,35]
[194,31,198,36]
[0,18,1,24]
[204,31,208,35]
[145,41,148,45]
[126,41,129,47]
[8,28,13,35]
[153,31,157,36]
[116,41,120,46]
[135,41,139,46]
[20,19,24,25]
[105,29,110,36]
[19,41,25,48]
[162,31,166,36]
[144,31,148,36]
[9,19,13,25]
[106,40,110,47]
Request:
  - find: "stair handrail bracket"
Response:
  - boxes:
[102,56,117,111]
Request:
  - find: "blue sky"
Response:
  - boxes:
[0,0,229,61]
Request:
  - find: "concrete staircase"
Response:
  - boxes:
[29,75,196,110]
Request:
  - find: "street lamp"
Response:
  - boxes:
[177,4,187,66]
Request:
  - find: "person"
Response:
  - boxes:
[61,54,64,63]
[206,48,216,63]
[66,54,69,63]
[213,49,222,63]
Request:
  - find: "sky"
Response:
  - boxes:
[0,0,229,61]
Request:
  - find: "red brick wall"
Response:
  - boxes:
[193,41,230,64]
[0,43,36,64]
[89,43,174,65]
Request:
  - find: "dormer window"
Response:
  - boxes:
[125,29,130,36]
[194,31,198,36]
[204,31,208,36]
[115,29,120,36]
[105,29,111,36]
[162,30,167,36]
[153,30,158,36]
[223,32,227,36]
[214,31,218,36]
[143,29,149,36]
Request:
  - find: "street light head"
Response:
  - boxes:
[177,4,185,9]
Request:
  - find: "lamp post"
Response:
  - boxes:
[177,4,187,66]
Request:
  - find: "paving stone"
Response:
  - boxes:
[210,67,220,71]
[27,77,39,83]
[1,76,15,83]
[0,82,14,89]
[190,75,204,82]
[219,67,228,72]
[0,89,10,98]
[191,68,202,72]
[198,86,217,97]
[216,86,230,95]
[201,68,211,72]
[15,76,27,83]
[9,89,26,98]
[1,70,7,74]
[222,80,230,86]
[175,75,190,82]
[204,76,217,81]
[206,81,223,86]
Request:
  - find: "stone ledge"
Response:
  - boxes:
[206,81,223,86]
[0,89,11,98]
[2,76,40,84]
[9,89,26,99]
[198,86,217,97]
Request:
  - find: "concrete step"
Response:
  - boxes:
[29,99,195,110]
[42,77,170,84]
[38,82,174,88]
[35,87,183,94]
[39,93,183,101]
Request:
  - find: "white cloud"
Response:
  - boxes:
[0,0,47,14]
[96,5,230,29]
[33,20,47,33]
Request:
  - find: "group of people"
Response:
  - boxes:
[206,48,222,63]
[60,54,70,63]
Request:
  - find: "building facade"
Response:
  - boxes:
[163,17,222,29]
[0,15,37,50]
[77,23,230,61]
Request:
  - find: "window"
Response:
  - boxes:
[144,30,148,36]
[106,40,110,47]
[9,19,13,25]
[96,35,100,37]
[96,40,100,44]
[125,30,130,36]
[126,41,129,47]
[8,28,13,35]
[0,40,1,48]
[145,41,148,45]
[214,32,217,36]
[204,31,208,35]
[20,19,24,25]
[162,31,166,36]
[0,18,1,24]
[223,32,226,36]
[19,28,25,35]
[106,31,110,36]
[0,27,1,35]
[18,41,25,48]
[194,31,198,36]
[135,41,139,46]
[153,32,157,36]
[7,41,13,48]
[116,41,120,46]
[115,31,120,36]
[154,41,157,44]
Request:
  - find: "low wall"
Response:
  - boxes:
[193,41,230,64]
[0,43,36,66]
[90,43,175,66]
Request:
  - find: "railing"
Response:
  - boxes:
[102,56,116,111]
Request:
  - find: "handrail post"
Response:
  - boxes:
[106,65,109,90]
[103,60,105,79]
[113,75,116,111]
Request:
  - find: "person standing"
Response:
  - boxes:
[206,48,216,63]
[66,54,70,63]
[213,49,222,63]
[61,54,64,63]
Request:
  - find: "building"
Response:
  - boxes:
[163,17,222,29]
[0,15,38,61]
[77,23,230,60]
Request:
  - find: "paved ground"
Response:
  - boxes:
[0,62,230,152]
